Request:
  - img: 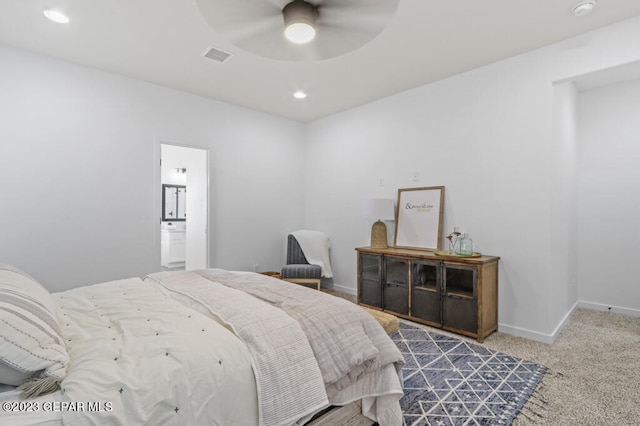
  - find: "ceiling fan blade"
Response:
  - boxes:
[196,0,281,34]
[263,0,289,9]
[218,15,282,45]
[318,9,392,36]
[318,0,399,21]
[196,0,399,61]
[311,26,377,59]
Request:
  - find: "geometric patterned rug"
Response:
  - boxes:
[391,322,547,426]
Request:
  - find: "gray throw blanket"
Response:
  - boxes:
[148,269,405,425]
[146,271,329,426]
[197,270,404,399]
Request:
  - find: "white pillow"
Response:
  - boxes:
[0,361,34,386]
[0,264,68,396]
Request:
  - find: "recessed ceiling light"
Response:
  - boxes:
[293,90,307,99]
[573,1,596,17]
[44,9,70,24]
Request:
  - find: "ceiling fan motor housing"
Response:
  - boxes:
[283,0,318,29]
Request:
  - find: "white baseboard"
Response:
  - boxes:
[577,301,640,317]
[330,283,357,296]
[549,300,580,341]
[499,300,640,344]
[498,301,579,344]
[497,324,556,344]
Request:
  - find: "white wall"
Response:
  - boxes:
[306,60,556,338]
[577,77,640,314]
[305,16,640,341]
[160,146,188,186]
[0,44,306,292]
[549,81,579,334]
[2,15,640,341]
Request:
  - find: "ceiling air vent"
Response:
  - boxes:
[202,46,232,63]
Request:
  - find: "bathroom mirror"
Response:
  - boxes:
[162,184,186,221]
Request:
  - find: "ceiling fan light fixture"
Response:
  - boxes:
[285,22,316,44]
[283,0,318,44]
[195,0,399,61]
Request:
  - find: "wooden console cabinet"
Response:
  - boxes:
[356,246,499,342]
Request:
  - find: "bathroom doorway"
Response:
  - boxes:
[159,143,209,270]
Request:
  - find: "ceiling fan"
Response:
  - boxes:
[195,0,400,61]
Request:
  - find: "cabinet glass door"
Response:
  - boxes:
[384,257,409,315]
[411,260,441,325]
[359,254,382,308]
[443,264,478,333]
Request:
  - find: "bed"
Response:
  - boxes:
[0,264,404,425]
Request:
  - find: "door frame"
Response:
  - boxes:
[154,139,210,270]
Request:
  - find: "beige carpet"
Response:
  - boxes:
[483,308,640,425]
[321,288,640,425]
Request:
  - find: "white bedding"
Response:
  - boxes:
[0,385,62,426]
[2,269,404,426]
[54,277,258,425]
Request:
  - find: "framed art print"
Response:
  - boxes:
[394,186,445,250]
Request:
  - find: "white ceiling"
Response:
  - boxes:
[1,0,640,122]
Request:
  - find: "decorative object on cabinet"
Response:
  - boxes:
[356,246,499,342]
[162,184,186,221]
[434,249,482,258]
[459,233,473,255]
[445,228,475,256]
[394,186,445,250]
[363,198,396,249]
[446,226,462,254]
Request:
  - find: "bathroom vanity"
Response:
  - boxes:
[161,225,186,268]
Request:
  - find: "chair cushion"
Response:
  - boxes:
[281,264,321,279]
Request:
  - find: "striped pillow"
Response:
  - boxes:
[0,264,68,396]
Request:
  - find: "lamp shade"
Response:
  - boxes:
[363,198,395,221]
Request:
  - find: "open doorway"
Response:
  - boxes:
[160,143,209,270]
